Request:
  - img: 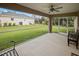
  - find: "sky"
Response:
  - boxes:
[0,8,42,19]
[0,8,33,17]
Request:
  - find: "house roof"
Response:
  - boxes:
[0,12,34,19]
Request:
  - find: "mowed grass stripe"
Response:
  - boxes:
[0,24,48,51]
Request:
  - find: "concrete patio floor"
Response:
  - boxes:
[16,33,79,56]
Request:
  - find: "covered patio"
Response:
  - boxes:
[0,3,79,56]
[0,3,79,33]
[16,33,79,56]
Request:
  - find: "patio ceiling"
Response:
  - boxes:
[0,3,79,17]
[19,3,79,17]
[0,3,49,17]
[19,3,79,15]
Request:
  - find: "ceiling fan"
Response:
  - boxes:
[49,4,63,13]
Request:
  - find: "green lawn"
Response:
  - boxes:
[0,24,42,32]
[0,24,48,51]
[52,25,74,33]
[0,24,74,51]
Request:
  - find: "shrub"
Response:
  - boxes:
[13,23,16,26]
[3,23,7,27]
[8,23,12,26]
[29,23,32,25]
[0,23,2,27]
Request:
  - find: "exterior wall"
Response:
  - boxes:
[0,16,35,26]
[23,19,34,25]
[0,17,12,26]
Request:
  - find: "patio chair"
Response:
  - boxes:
[0,41,19,56]
[71,53,79,56]
[67,31,79,49]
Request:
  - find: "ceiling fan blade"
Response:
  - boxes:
[53,9,60,12]
[55,7,63,9]
[49,11,51,13]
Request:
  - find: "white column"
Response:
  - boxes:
[74,17,78,32]
[58,17,60,32]
[67,17,69,33]
[48,16,52,33]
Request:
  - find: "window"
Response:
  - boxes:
[11,18,14,21]
[19,22,23,25]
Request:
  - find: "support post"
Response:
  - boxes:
[74,17,78,32]
[48,16,52,33]
[77,16,79,31]
[67,17,69,34]
[58,17,60,32]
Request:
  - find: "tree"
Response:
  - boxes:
[41,17,48,25]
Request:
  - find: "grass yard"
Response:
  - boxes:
[0,24,42,33]
[52,25,74,33]
[0,24,74,51]
[0,24,48,51]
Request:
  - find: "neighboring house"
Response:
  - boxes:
[0,12,35,27]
